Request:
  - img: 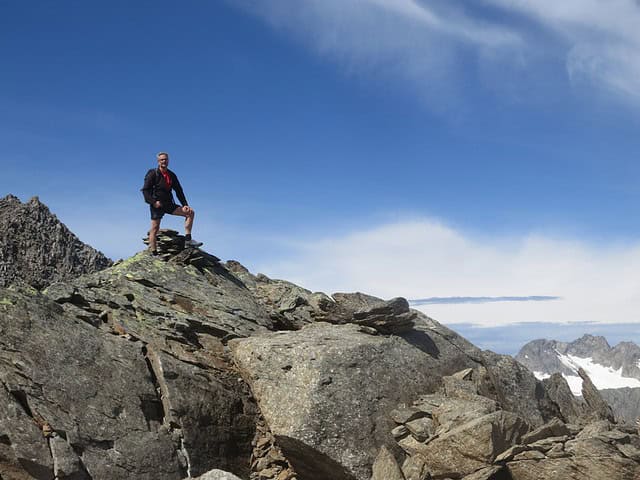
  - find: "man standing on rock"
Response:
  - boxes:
[141,152,202,255]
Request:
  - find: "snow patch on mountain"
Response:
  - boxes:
[532,352,640,396]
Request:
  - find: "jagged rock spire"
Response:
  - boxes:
[0,194,112,289]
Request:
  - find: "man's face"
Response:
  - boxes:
[157,155,169,170]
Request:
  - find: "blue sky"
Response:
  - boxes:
[3,1,640,350]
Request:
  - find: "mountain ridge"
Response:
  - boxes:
[516,334,640,424]
[1,195,639,480]
[0,194,112,289]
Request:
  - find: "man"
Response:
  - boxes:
[141,152,202,255]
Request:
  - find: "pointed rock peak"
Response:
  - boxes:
[574,334,610,350]
[0,195,112,289]
[1,193,20,203]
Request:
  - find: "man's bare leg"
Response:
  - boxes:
[149,219,161,253]
[185,210,194,235]
[171,206,200,247]
[171,206,195,234]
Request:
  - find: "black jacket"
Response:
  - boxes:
[141,168,188,207]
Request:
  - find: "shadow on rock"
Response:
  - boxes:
[399,329,440,359]
[276,435,357,480]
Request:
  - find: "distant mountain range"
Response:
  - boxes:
[516,334,640,423]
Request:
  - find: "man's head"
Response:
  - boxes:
[157,152,169,171]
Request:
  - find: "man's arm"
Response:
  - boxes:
[141,169,157,205]
[171,172,188,206]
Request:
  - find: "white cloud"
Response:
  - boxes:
[255,218,640,327]
[234,0,640,106]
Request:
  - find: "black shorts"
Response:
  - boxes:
[150,202,179,220]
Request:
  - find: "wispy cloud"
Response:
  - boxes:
[233,0,524,110]
[487,0,640,99]
[233,0,640,107]
[255,218,640,327]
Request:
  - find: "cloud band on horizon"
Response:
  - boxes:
[410,295,561,305]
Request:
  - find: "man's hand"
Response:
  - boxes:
[182,206,193,215]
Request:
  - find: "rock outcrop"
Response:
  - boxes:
[387,369,640,480]
[0,194,112,289]
[601,387,640,425]
[230,321,479,480]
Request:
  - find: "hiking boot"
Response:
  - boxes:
[185,238,203,248]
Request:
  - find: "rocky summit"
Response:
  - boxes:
[0,195,112,289]
[1,197,640,480]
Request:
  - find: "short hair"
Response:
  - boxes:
[157,151,169,159]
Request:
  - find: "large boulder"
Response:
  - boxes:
[229,321,480,480]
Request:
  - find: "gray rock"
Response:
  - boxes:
[332,292,386,313]
[521,418,570,444]
[351,297,416,334]
[576,419,613,438]
[507,456,640,480]
[0,286,184,480]
[541,373,585,424]
[1,256,262,479]
[229,322,479,480]
[478,351,556,427]
[389,406,427,424]
[494,444,529,462]
[401,455,430,480]
[405,417,434,442]
[50,435,89,480]
[0,378,54,480]
[546,442,567,458]
[225,262,334,330]
[0,194,112,289]
[617,443,640,461]
[431,396,500,434]
[407,411,529,478]
[391,425,409,439]
[188,470,245,480]
[601,387,640,425]
[512,450,546,460]
[45,251,273,344]
[371,445,405,480]
[528,436,569,450]
[461,466,505,480]
[508,434,640,479]
[578,368,615,422]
